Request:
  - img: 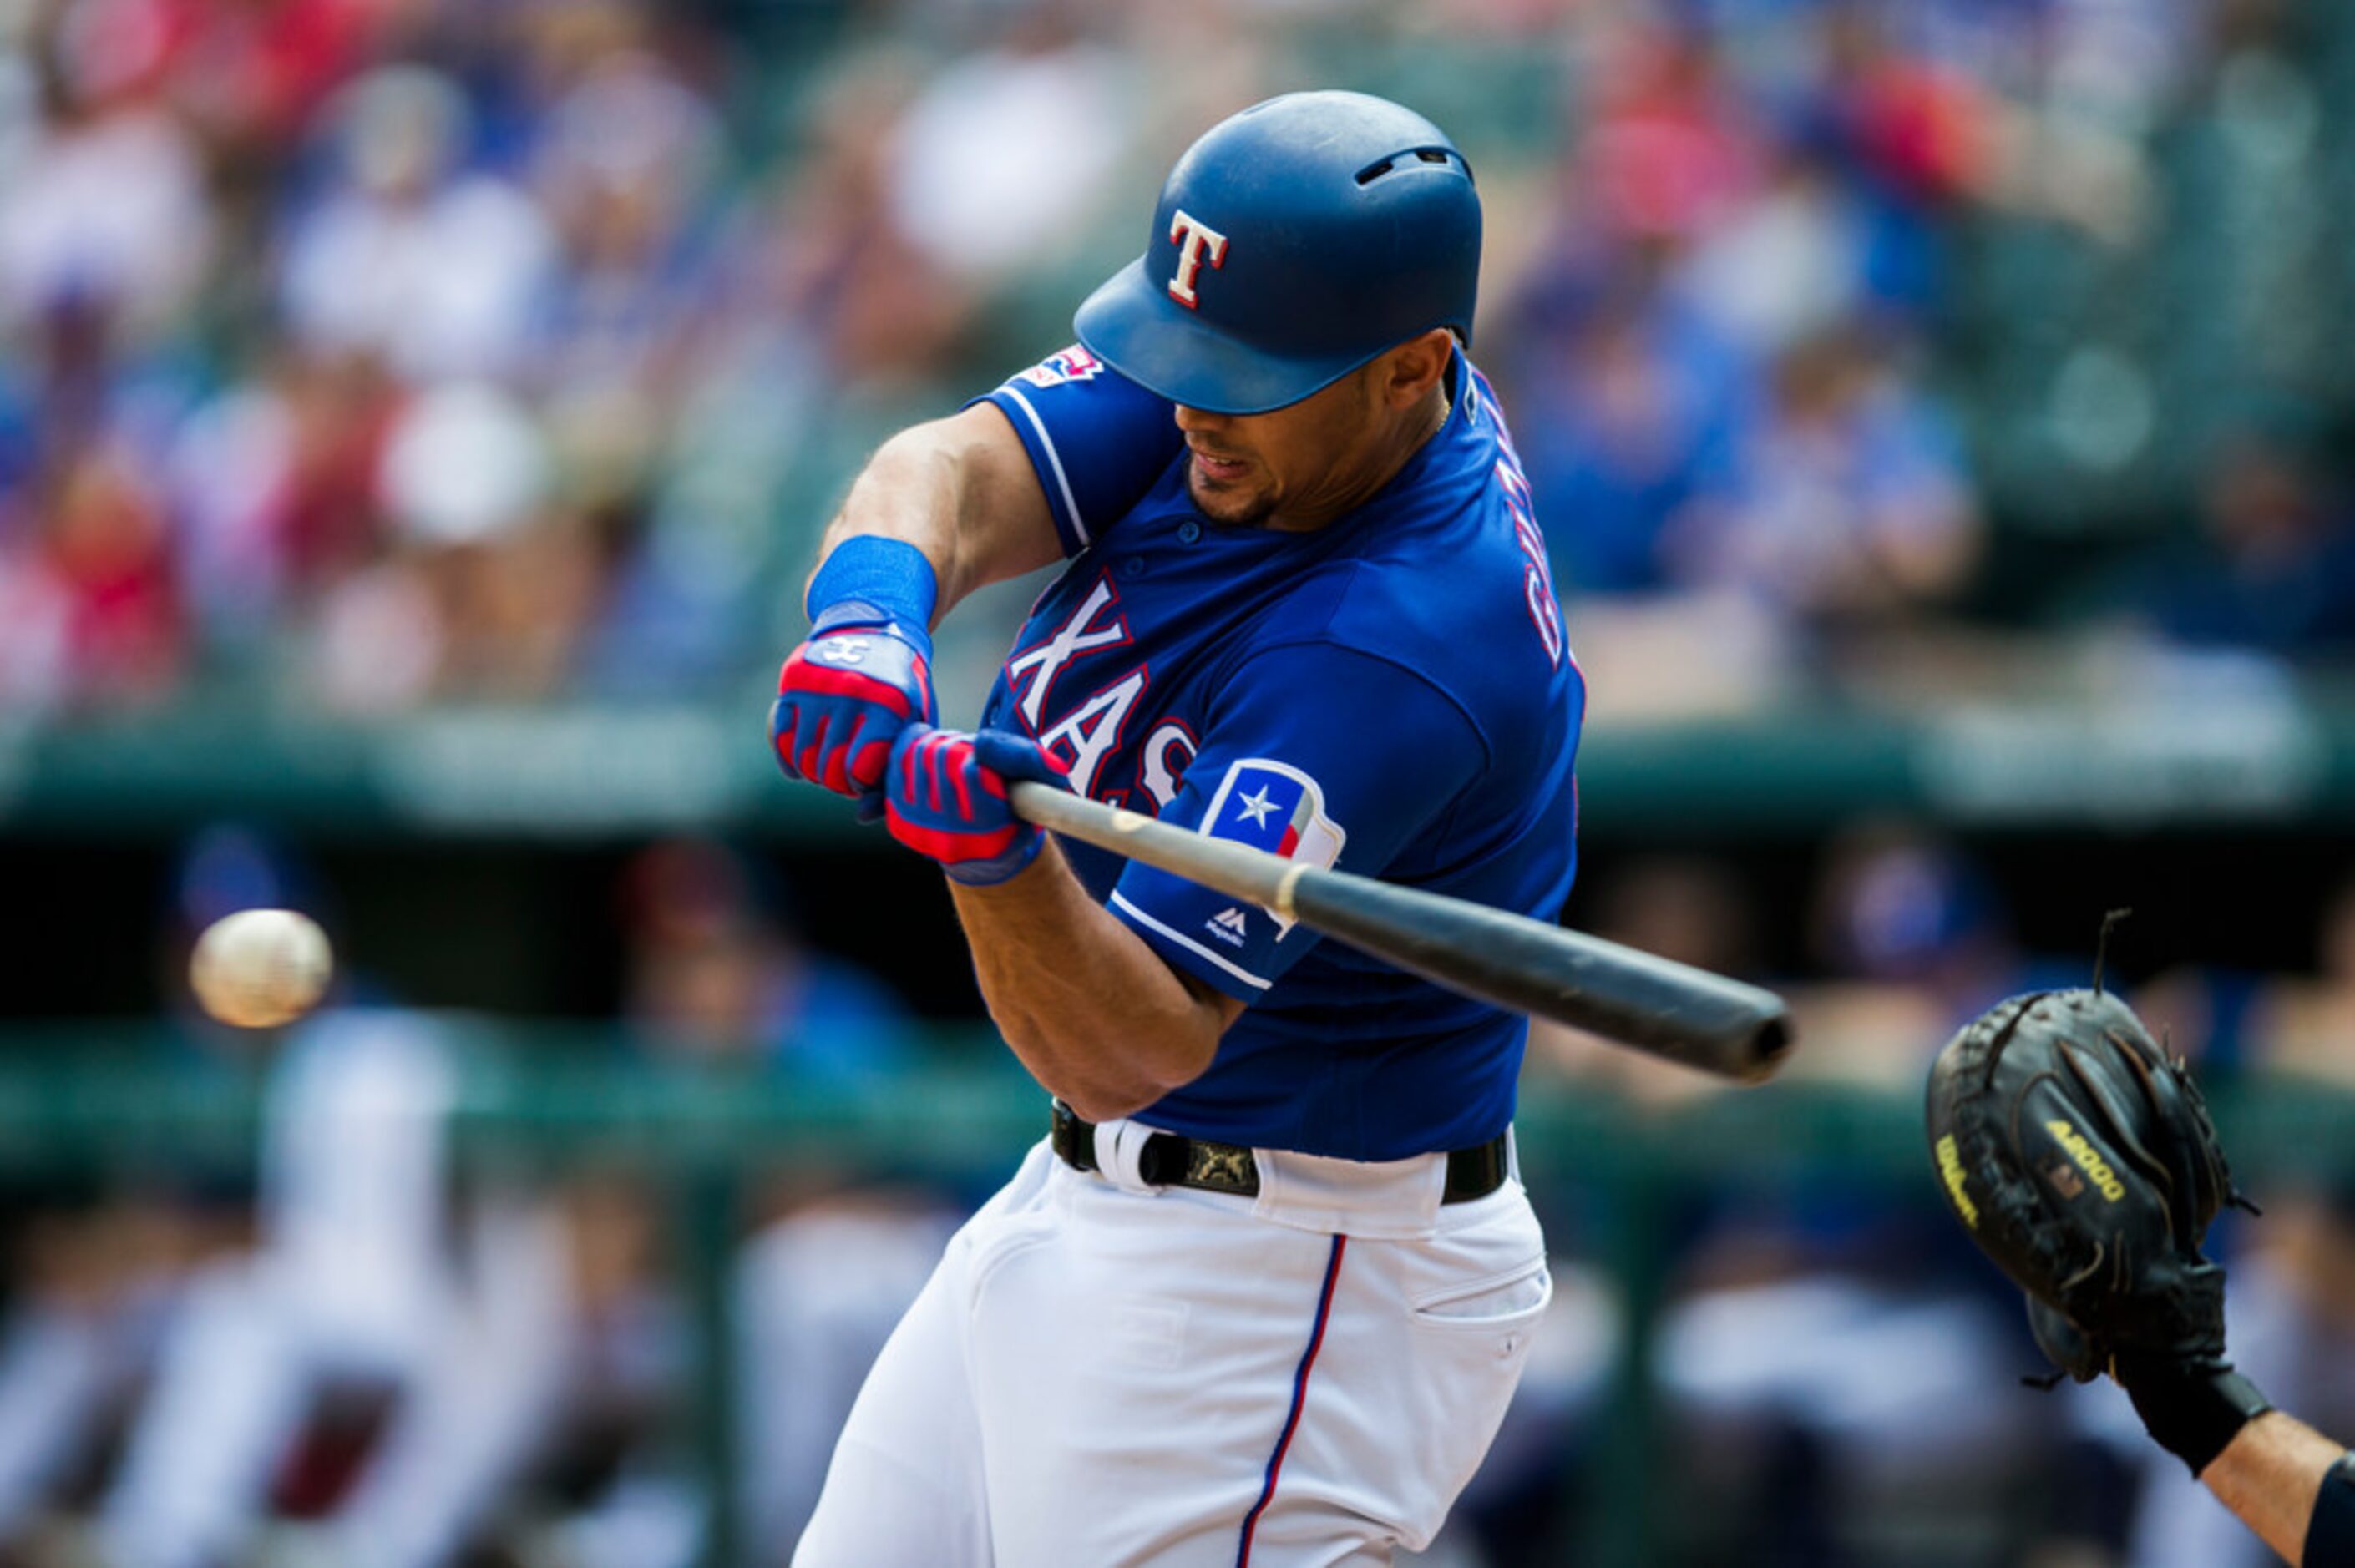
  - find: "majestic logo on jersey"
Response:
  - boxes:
[1198,758,1344,936]
[1016,346,1107,389]
[1205,907,1250,947]
[1166,210,1229,310]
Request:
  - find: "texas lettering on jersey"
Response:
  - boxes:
[1002,574,1147,799]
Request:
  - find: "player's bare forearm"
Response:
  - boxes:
[949,841,1241,1121]
[2200,1411,2345,1565]
[811,405,1064,621]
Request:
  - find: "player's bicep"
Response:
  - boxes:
[1109,645,1486,1000]
[941,402,1066,590]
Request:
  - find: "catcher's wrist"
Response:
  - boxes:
[2113,1353,2274,1477]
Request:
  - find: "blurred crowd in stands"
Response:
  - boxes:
[0,0,2352,718]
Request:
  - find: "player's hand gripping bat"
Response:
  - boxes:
[1009,784,1793,1084]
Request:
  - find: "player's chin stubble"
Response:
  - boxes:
[1186,461,1276,529]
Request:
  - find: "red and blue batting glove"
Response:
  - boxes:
[771,602,938,822]
[885,726,1071,886]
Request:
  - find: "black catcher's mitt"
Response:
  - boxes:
[1924,988,2236,1379]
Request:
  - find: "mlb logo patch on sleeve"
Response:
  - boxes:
[1198,759,1345,936]
[1015,346,1107,389]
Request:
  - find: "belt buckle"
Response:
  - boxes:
[1091,1119,1167,1195]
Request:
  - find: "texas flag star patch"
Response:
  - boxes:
[1198,759,1345,936]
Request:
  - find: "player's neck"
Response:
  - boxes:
[1267,383,1451,534]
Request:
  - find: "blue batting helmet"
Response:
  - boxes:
[1073,91,1481,416]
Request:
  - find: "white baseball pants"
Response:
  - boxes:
[794,1132,1550,1565]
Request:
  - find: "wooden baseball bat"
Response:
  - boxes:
[1010,783,1794,1085]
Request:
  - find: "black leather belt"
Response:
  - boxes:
[1049,1100,1508,1204]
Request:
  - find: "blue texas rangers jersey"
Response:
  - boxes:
[977,345,1583,1161]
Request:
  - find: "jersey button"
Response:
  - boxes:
[1177,519,1202,544]
[1119,555,1147,578]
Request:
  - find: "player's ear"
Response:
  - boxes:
[1377,330,1455,410]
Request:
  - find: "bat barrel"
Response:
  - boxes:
[1288,872,1793,1083]
[1010,781,1795,1085]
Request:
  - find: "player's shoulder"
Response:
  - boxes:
[988,345,1172,422]
[1257,369,1563,721]
[1001,344,1129,397]
[1315,377,1542,631]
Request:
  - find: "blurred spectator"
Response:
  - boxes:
[162,0,375,157]
[1668,326,1982,630]
[1576,24,1757,250]
[736,1197,958,1561]
[735,50,973,397]
[2109,427,2355,659]
[560,837,954,1563]
[306,378,610,711]
[1791,821,2027,1079]
[0,0,213,346]
[1499,260,1754,599]
[618,836,915,1084]
[1649,827,2069,1565]
[279,65,555,385]
[527,48,722,408]
[0,827,494,1568]
[885,4,1134,292]
[2250,872,2355,1080]
[1671,119,1881,359]
[165,347,400,647]
[27,435,184,705]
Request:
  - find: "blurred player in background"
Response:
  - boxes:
[94,830,467,1568]
[768,90,1583,1560]
[608,835,962,1562]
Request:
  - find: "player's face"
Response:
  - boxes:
[1175,335,1451,533]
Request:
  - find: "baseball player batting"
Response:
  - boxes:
[770,91,1583,1561]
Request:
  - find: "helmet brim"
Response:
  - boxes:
[1073,258,1379,417]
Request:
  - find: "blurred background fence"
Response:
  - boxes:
[9,0,2355,1562]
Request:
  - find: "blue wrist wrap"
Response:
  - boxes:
[2308,1451,2355,1568]
[806,538,939,640]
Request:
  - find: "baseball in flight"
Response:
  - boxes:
[188,908,333,1029]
